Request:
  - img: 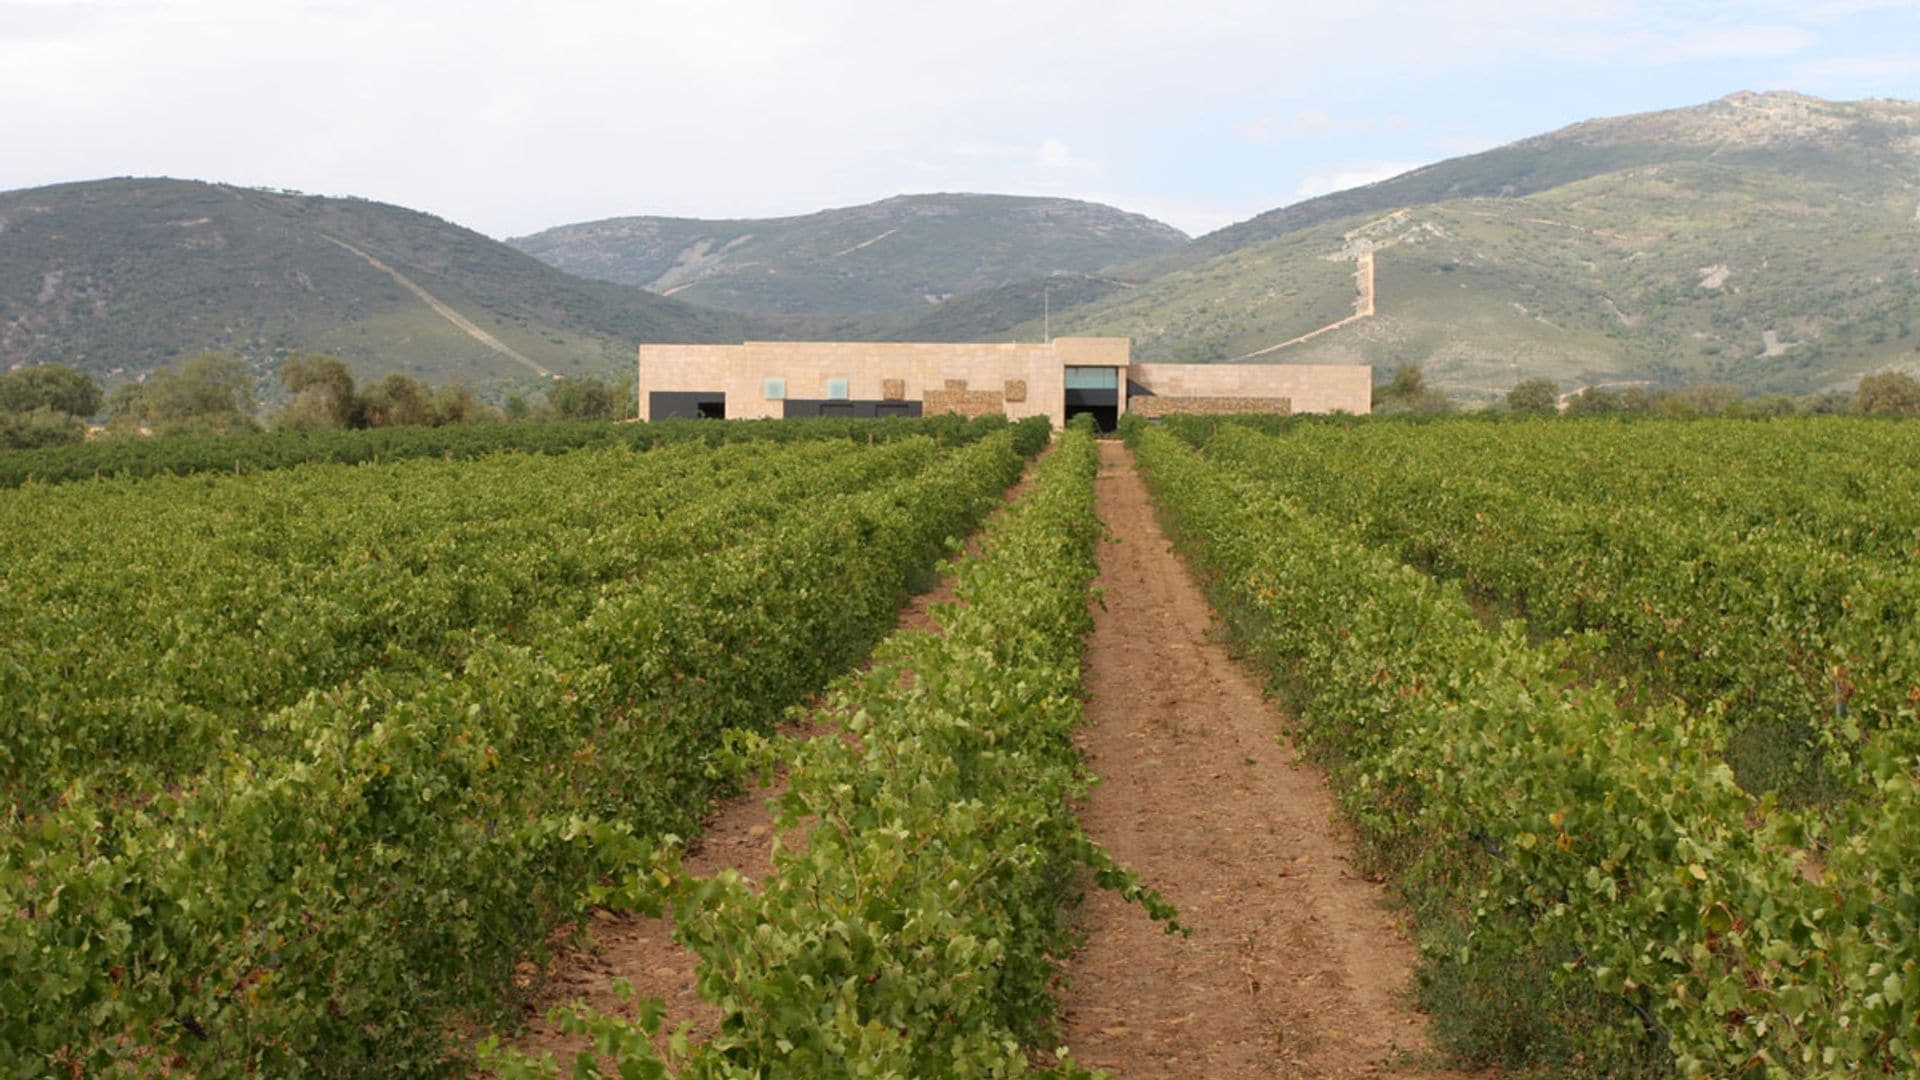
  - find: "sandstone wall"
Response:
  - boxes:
[1130,363,1370,415]
[1128,395,1293,418]
[637,338,1131,425]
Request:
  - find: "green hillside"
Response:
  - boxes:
[507,194,1188,315]
[0,178,757,391]
[7,93,1917,402]
[1032,92,1920,399]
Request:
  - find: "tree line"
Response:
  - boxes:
[0,353,639,449]
[1366,362,1920,417]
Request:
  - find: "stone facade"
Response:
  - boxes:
[1128,362,1370,415]
[922,388,1007,418]
[1129,395,1293,418]
[635,338,1371,425]
[637,339,1125,426]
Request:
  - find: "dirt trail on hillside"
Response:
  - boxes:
[1057,442,1451,1078]
[318,235,556,378]
[500,462,1041,1068]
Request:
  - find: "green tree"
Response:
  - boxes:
[360,373,433,427]
[0,407,86,449]
[276,354,362,429]
[1798,390,1854,415]
[1506,378,1559,415]
[0,364,103,417]
[1372,362,1453,414]
[1675,382,1745,416]
[610,374,638,421]
[1563,387,1622,416]
[548,376,614,420]
[108,353,259,435]
[1854,371,1920,415]
[428,383,500,426]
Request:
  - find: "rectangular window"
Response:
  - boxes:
[763,377,786,400]
[1064,366,1118,390]
[826,377,850,400]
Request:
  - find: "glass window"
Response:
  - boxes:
[763,377,786,400]
[826,377,850,400]
[1064,366,1118,390]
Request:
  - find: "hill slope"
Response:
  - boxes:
[507,194,1188,315]
[1034,92,1920,398]
[0,178,757,389]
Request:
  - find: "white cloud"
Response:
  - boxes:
[1794,0,1920,22]
[1036,137,1086,171]
[1232,109,1420,143]
[1074,192,1251,236]
[1432,135,1500,155]
[1287,108,1337,138]
[0,0,1915,240]
[1790,53,1920,81]
[1230,116,1277,143]
[1293,161,1430,200]
[1649,23,1816,62]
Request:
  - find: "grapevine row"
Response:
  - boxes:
[0,412,1040,489]
[1192,419,1920,800]
[1129,424,1920,1077]
[1,437,930,800]
[488,428,1179,1078]
[0,422,1045,1076]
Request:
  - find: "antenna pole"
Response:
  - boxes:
[1044,285,1051,343]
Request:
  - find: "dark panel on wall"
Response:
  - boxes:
[1064,388,1118,407]
[1065,404,1120,432]
[650,391,727,419]
[781,399,924,419]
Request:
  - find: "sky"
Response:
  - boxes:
[3,0,1918,238]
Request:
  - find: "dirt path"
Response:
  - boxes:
[1057,442,1449,1078]
[1233,212,1399,361]
[318,235,556,378]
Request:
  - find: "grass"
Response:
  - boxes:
[0,178,757,392]
[506,194,1189,315]
[1029,96,1920,399]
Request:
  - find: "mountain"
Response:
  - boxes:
[9,93,1916,402]
[1029,92,1920,399]
[507,194,1188,315]
[0,178,757,390]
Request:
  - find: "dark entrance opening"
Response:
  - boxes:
[1065,403,1119,431]
[1064,388,1120,433]
[782,400,924,419]
[651,391,727,420]
[1064,366,1121,433]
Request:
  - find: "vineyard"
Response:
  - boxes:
[1129,414,1920,1075]
[0,413,1009,489]
[5,411,1918,1077]
[0,416,1051,1074]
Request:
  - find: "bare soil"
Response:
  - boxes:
[1055,441,1453,1078]
[501,460,1037,1067]
[502,446,1454,1076]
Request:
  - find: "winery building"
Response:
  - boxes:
[636,337,1370,428]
